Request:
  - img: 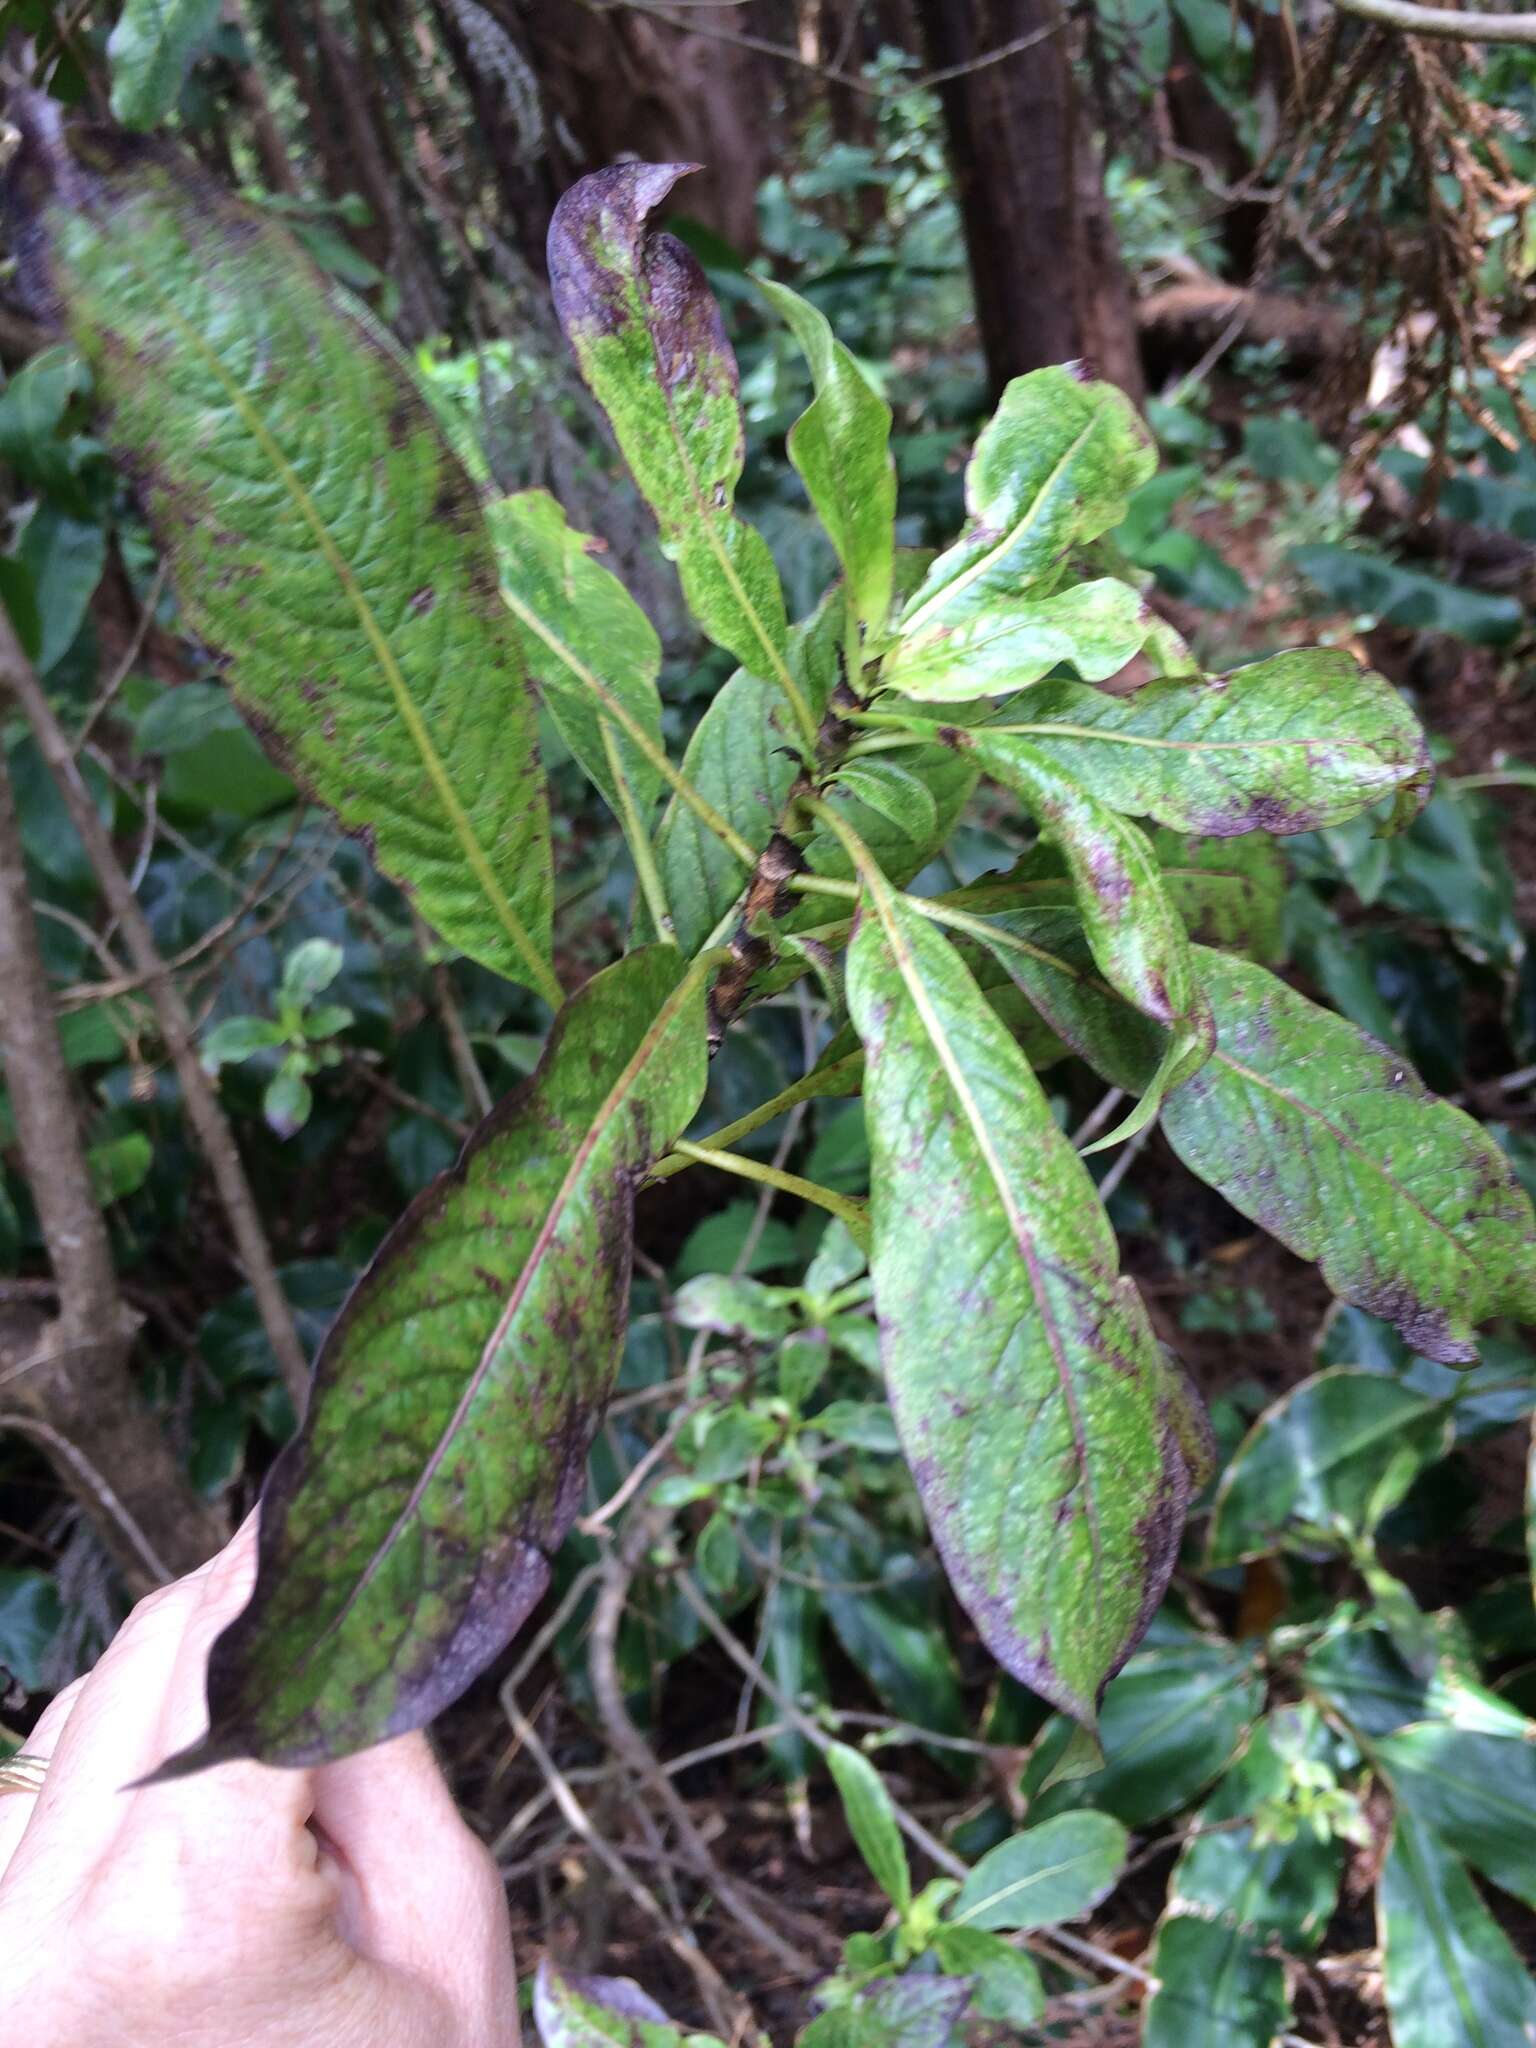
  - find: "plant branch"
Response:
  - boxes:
[665,1138,869,1241]
[1332,0,1536,40]
[0,609,312,1409]
[0,742,226,1588]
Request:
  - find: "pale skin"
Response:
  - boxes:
[0,1518,521,2047]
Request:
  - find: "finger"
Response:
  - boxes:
[312,1733,516,2021]
[0,1673,87,1881]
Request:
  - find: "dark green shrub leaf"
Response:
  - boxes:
[1143,1709,1343,2048]
[12,120,555,999]
[1207,1369,1453,1564]
[1375,1722,1536,1912]
[928,1927,1043,2026]
[492,488,665,819]
[950,1811,1127,1931]
[547,164,793,710]
[1293,542,1522,648]
[107,0,222,128]
[801,1976,973,2048]
[976,650,1433,836]
[1378,1812,1536,2048]
[847,877,1201,1725]
[826,1740,911,1912]
[759,278,895,632]
[0,1569,62,1691]
[1029,1620,1265,1828]
[156,948,709,1770]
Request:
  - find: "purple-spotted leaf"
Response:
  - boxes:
[533,1960,724,2048]
[970,924,1536,1364]
[156,948,709,1771]
[548,165,793,711]
[966,736,1214,1144]
[893,366,1155,649]
[847,873,1202,1728]
[7,114,555,1000]
[976,649,1433,836]
[884,576,1152,700]
[491,488,665,820]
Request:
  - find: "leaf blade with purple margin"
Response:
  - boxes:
[969,926,1536,1363]
[9,119,555,998]
[158,948,709,1770]
[846,876,1200,1728]
[548,163,792,704]
[965,737,1214,1140]
[977,649,1433,835]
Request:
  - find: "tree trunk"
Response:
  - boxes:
[514,0,785,260]
[914,0,1143,403]
[0,736,227,1593]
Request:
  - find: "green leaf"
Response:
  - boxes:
[758,277,895,632]
[800,1977,973,2048]
[1375,1722,1536,1912]
[966,738,1214,1132]
[884,576,1150,700]
[532,1960,724,2048]
[548,164,796,727]
[18,125,555,999]
[1159,953,1536,1364]
[19,503,106,676]
[107,0,222,127]
[1029,1622,1266,1828]
[1207,1369,1453,1565]
[1148,830,1287,963]
[895,367,1156,654]
[1379,1811,1536,2048]
[156,948,709,1770]
[987,930,1536,1364]
[0,1568,62,1691]
[85,1131,153,1203]
[492,489,665,819]
[950,1811,1128,1931]
[671,1273,795,1342]
[1143,1708,1345,2048]
[831,759,938,843]
[263,1063,311,1139]
[826,1740,912,1912]
[847,878,1201,1725]
[282,938,343,1001]
[975,649,1433,835]
[928,1927,1043,2027]
[202,1015,287,1070]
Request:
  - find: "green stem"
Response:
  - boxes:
[502,588,759,869]
[601,722,675,945]
[841,730,929,759]
[664,1138,870,1242]
[787,873,859,902]
[649,1051,865,1180]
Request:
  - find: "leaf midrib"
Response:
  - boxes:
[867,875,1107,1654]
[93,204,560,1005]
[901,413,1099,635]
[273,958,706,1700]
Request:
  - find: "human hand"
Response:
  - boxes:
[0,1517,520,2047]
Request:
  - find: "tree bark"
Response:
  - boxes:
[0,610,312,1413]
[0,746,226,1592]
[914,0,1143,402]
[514,0,785,259]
